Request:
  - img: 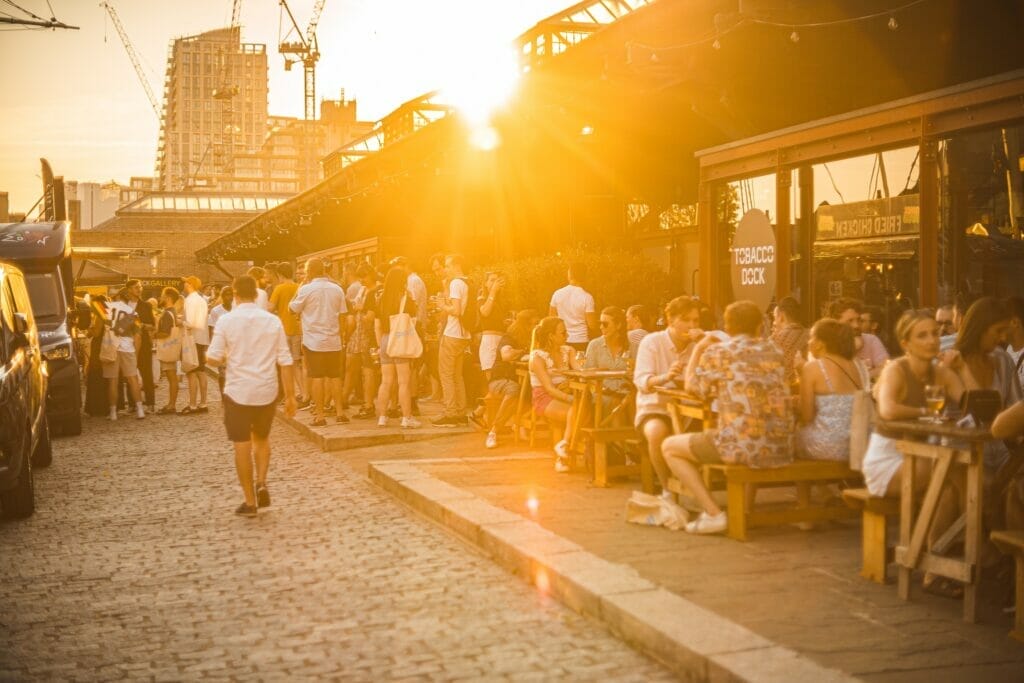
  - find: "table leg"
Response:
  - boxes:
[898,451,915,601]
[963,444,984,623]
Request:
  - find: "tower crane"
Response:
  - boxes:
[278,0,326,120]
[99,2,160,119]
[211,0,244,182]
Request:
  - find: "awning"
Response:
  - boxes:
[813,235,918,260]
[73,258,127,287]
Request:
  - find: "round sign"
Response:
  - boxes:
[729,209,777,312]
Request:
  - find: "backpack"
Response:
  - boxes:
[455,277,481,335]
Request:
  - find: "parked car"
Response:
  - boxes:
[0,260,51,519]
[0,221,81,435]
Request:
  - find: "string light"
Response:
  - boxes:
[628,0,929,55]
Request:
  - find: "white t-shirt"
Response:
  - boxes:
[207,303,293,406]
[107,300,137,353]
[550,284,595,344]
[184,291,210,346]
[443,278,470,340]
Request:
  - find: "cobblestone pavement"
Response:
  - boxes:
[0,389,674,681]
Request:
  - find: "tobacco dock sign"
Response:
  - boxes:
[729,209,777,312]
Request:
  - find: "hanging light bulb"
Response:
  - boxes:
[888,16,899,30]
[712,37,721,50]
[789,30,800,43]
[650,51,660,63]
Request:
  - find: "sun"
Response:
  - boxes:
[439,44,521,127]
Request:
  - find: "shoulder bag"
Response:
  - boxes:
[386,295,423,359]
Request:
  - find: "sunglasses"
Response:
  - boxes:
[599,320,613,328]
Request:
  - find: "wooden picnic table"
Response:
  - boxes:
[655,386,715,433]
[564,368,632,453]
[877,418,995,623]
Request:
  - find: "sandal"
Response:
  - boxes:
[922,574,964,600]
[179,406,196,415]
[157,406,177,415]
[311,418,327,427]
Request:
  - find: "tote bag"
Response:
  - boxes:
[99,328,119,363]
[848,361,874,471]
[180,327,199,373]
[155,321,182,363]
[386,295,423,360]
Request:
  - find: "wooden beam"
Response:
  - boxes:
[775,169,791,300]
[919,137,939,308]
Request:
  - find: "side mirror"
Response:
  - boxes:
[11,312,31,351]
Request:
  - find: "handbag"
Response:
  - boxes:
[180,326,199,373]
[155,316,182,363]
[386,295,423,359]
[99,328,118,363]
[848,361,874,471]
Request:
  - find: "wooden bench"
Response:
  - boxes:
[991,530,1024,643]
[512,367,548,447]
[580,426,653,490]
[842,488,900,584]
[702,460,860,541]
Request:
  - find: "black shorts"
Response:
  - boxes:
[188,344,208,373]
[223,395,276,443]
[305,347,342,378]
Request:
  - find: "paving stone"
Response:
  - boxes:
[0,386,672,680]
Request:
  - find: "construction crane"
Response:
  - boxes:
[278,0,326,120]
[211,0,244,183]
[100,2,161,119]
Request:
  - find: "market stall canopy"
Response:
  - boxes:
[73,259,126,287]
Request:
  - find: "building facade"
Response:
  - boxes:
[156,27,269,192]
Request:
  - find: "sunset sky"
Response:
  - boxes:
[0,0,569,212]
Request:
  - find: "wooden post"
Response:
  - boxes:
[775,169,792,300]
[799,166,815,319]
[697,177,716,309]
[919,136,939,308]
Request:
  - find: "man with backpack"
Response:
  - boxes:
[432,253,475,427]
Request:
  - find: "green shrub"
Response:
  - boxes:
[469,249,671,313]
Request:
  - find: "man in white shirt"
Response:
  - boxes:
[432,253,471,427]
[182,275,211,414]
[104,295,146,420]
[207,275,296,517]
[633,297,701,494]
[290,258,348,426]
[549,261,598,351]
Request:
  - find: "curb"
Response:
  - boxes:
[276,409,472,452]
[369,457,860,683]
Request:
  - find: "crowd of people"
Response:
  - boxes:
[75,258,1024,535]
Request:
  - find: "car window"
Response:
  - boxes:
[7,274,35,329]
[0,280,14,361]
[24,272,64,322]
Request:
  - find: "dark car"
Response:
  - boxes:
[0,261,51,519]
[0,221,81,436]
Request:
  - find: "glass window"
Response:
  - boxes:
[197,197,210,210]
[243,197,257,210]
[186,197,199,210]
[174,197,187,210]
[24,272,65,322]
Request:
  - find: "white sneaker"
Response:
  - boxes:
[108,407,118,421]
[485,431,498,449]
[554,457,570,474]
[135,404,146,419]
[685,511,728,535]
[554,439,569,459]
[377,415,388,428]
[401,417,422,429]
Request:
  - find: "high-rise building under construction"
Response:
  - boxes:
[156,27,268,191]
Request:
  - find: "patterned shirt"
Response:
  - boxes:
[694,335,795,468]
